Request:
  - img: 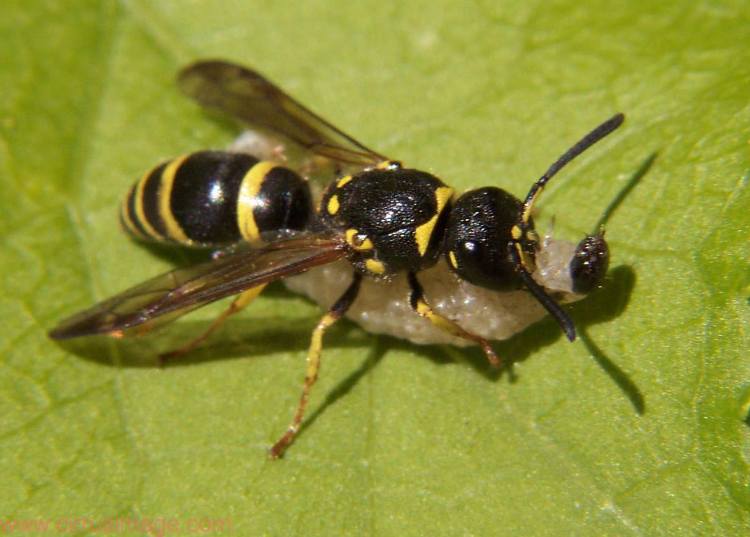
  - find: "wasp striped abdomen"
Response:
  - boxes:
[120,150,313,247]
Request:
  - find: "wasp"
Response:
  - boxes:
[49,60,623,458]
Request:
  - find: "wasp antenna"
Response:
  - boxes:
[521,113,625,224]
[508,242,576,341]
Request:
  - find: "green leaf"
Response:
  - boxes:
[2,1,748,535]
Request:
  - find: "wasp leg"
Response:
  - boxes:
[158,284,267,364]
[269,272,363,459]
[407,272,500,368]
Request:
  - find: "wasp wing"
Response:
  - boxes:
[178,60,387,168]
[49,236,346,340]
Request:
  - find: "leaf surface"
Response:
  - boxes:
[1,1,748,535]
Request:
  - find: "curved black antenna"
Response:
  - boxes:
[509,113,625,341]
[509,242,577,341]
[520,113,625,225]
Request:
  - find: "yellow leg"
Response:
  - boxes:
[269,273,362,459]
[408,272,500,368]
[159,284,266,363]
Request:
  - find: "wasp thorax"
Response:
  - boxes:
[445,187,534,291]
[319,168,453,277]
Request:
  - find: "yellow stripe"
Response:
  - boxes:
[134,167,163,241]
[237,160,278,242]
[365,258,386,275]
[345,228,359,247]
[326,194,340,215]
[375,160,399,170]
[336,175,353,188]
[345,228,374,251]
[158,155,191,243]
[514,242,533,271]
[448,250,459,269]
[120,185,144,239]
[414,186,454,256]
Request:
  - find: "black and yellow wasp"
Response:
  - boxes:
[50,60,623,458]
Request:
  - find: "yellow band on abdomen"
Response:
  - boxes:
[237,160,279,243]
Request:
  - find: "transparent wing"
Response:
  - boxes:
[49,236,347,339]
[178,60,387,168]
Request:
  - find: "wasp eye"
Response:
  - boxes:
[570,233,609,293]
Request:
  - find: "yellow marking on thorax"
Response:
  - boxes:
[158,155,191,243]
[511,225,522,240]
[365,258,386,275]
[375,160,400,170]
[326,194,340,215]
[237,160,279,243]
[336,175,353,188]
[345,228,374,251]
[414,186,454,256]
[448,250,459,270]
[134,167,165,241]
